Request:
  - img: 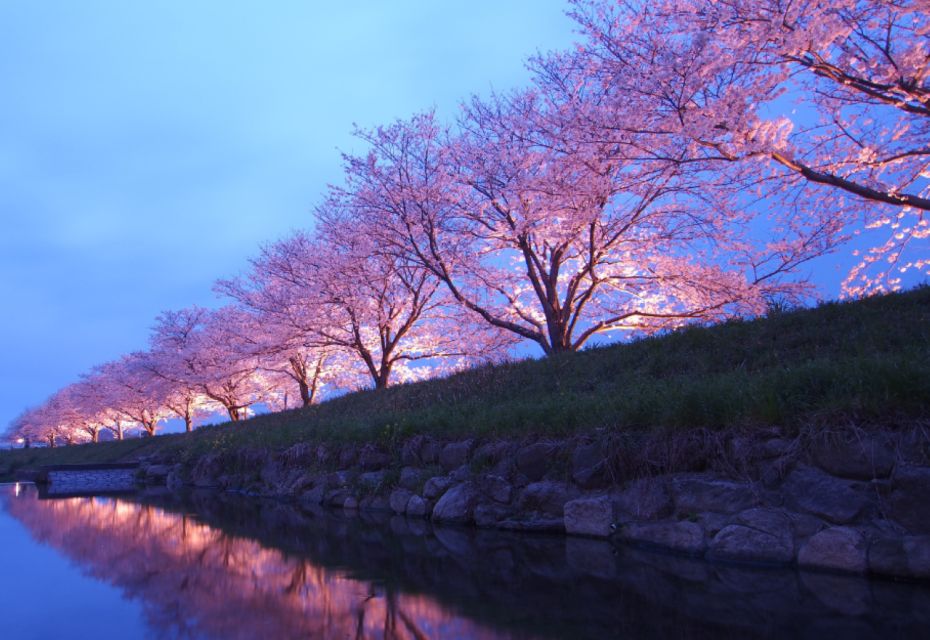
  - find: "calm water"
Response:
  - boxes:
[0,484,928,639]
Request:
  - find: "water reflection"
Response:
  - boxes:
[3,485,929,639]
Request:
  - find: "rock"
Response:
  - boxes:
[612,477,672,521]
[313,445,331,466]
[481,474,512,504]
[904,536,930,579]
[420,439,442,464]
[571,440,607,488]
[190,454,224,488]
[516,481,580,517]
[761,438,793,458]
[166,466,185,491]
[324,489,350,507]
[707,517,794,565]
[564,495,614,538]
[359,471,386,490]
[735,507,794,535]
[791,513,828,540]
[423,476,454,500]
[406,495,428,518]
[281,442,316,467]
[798,526,868,573]
[439,440,475,471]
[326,470,353,488]
[888,465,930,534]
[450,465,471,482]
[782,465,867,524]
[300,485,325,505]
[618,521,706,555]
[358,445,390,471]
[472,441,512,470]
[516,442,557,481]
[389,489,413,514]
[672,474,759,515]
[400,435,427,466]
[474,503,511,527]
[812,433,895,480]
[259,459,287,488]
[144,464,171,479]
[398,467,423,491]
[337,447,357,468]
[898,430,930,465]
[869,537,909,577]
[343,496,358,510]
[431,483,478,524]
[283,472,317,494]
[694,512,730,538]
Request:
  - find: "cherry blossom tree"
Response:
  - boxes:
[9,404,68,448]
[559,0,929,293]
[212,273,351,407]
[127,349,212,433]
[149,306,269,421]
[222,222,508,390]
[58,382,108,443]
[341,103,826,355]
[67,370,133,441]
[92,355,171,437]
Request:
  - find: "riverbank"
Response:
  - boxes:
[3,288,930,579]
[119,422,927,582]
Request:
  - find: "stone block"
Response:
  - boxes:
[798,526,868,573]
[516,442,557,481]
[564,495,614,538]
[431,483,478,524]
[782,465,867,524]
[439,440,475,471]
[672,474,759,515]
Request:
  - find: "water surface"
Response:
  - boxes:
[0,483,927,639]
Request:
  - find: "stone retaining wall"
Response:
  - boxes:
[47,468,138,495]
[140,426,930,581]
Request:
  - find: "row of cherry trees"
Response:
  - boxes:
[10,0,927,446]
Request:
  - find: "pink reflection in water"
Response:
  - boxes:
[4,486,530,640]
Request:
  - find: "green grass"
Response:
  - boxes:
[3,286,929,478]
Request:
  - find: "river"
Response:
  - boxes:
[0,483,927,639]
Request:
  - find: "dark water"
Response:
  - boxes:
[0,484,928,639]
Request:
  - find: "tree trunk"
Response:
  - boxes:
[298,379,311,407]
[374,360,393,389]
[184,415,193,433]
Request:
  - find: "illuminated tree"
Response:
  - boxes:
[223,222,508,390]
[149,307,269,421]
[558,0,929,293]
[343,103,824,355]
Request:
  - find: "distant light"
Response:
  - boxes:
[14,483,20,497]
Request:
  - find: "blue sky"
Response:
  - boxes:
[0,1,578,430]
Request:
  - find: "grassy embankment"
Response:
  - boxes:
[2,286,929,479]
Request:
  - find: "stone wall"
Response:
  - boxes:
[141,426,930,581]
[47,467,138,495]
